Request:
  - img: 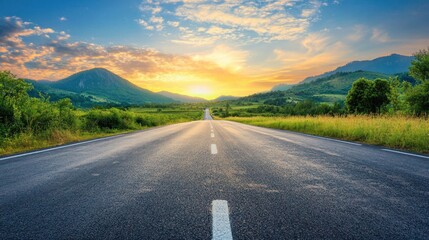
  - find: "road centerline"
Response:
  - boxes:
[211,144,218,154]
[212,200,233,240]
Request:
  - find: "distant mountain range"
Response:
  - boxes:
[157,91,207,103]
[240,71,393,104]
[240,53,417,105]
[25,54,415,107]
[271,54,414,91]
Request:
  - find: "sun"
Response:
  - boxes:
[188,85,213,99]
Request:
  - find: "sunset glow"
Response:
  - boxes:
[1,1,428,99]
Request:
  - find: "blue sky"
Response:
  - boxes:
[0,0,428,98]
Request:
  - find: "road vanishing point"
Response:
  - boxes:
[1,109,428,239]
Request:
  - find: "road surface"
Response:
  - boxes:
[1,108,428,239]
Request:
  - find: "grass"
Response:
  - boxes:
[0,130,131,156]
[0,107,203,156]
[225,115,429,154]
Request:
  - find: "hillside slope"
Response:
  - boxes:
[38,68,175,105]
[301,54,413,84]
[241,71,391,104]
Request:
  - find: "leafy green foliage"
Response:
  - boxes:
[346,78,391,114]
[410,48,429,83]
[406,81,429,116]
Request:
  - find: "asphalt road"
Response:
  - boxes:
[1,108,429,239]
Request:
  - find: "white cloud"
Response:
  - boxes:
[302,31,330,53]
[59,17,67,22]
[137,19,155,30]
[137,0,325,44]
[167,21,179,27]
[371,28,390,43]
[58,31,71,40]
[206,26,233,35]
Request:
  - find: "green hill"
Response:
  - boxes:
[28,68,176,106]
[238,71,410,105]
[271,54,414,92]
[287,71,390,102]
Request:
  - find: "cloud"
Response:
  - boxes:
[167,21,179,27]
[347,25,365,42]
[57,31,70,40]
[0,16,55,48]
[137,19,154,30]
[193,45,249,72]
[302,31,331,53]
[0,16,258,98]
[270,33,350,83]
[371,28,390,43]
[138,1,164,31]
[137,0,325,44]
[59,17,67,21]
[206,26,233,35]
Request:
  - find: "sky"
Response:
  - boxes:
[0,0,428,99]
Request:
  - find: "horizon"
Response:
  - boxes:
[1,0,428,99]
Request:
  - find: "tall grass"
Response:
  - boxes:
[225,115,429,153]
[0,108,203,156]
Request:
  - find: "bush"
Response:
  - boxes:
[84,108,137,130]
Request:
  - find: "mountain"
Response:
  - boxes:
[37,68,175,105]
[287,71,390,102]
[301,54,413,84]
[214,95,239,101]
[271,83,296,91]
[239,71,414,105]
[157,91,207,103]
[26,79,107,107]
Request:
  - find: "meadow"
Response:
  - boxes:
[225,115,429,153]
[0,106,203,156]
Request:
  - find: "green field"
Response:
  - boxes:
[225,115,429,153]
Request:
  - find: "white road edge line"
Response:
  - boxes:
[211,133,215,138]
[242,125,361,146]
[211,144,218,154]
[310,135,362,146]
[0,135,119,161]
[382,149,429,159]
[212,200,233,240]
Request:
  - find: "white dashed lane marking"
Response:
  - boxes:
[212,200,233,240]
[211,144,218,154]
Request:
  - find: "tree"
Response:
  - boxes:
[388,77,402,111]
[406,81,429,116]
[346,78,391,114]
[409,48,429,83]
[371,79,391,113]
[346,78,371,113]
[0,71,32,126]
[406,48,429,115]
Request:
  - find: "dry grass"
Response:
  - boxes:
[0,130,126,156]
[225,115,429,153]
